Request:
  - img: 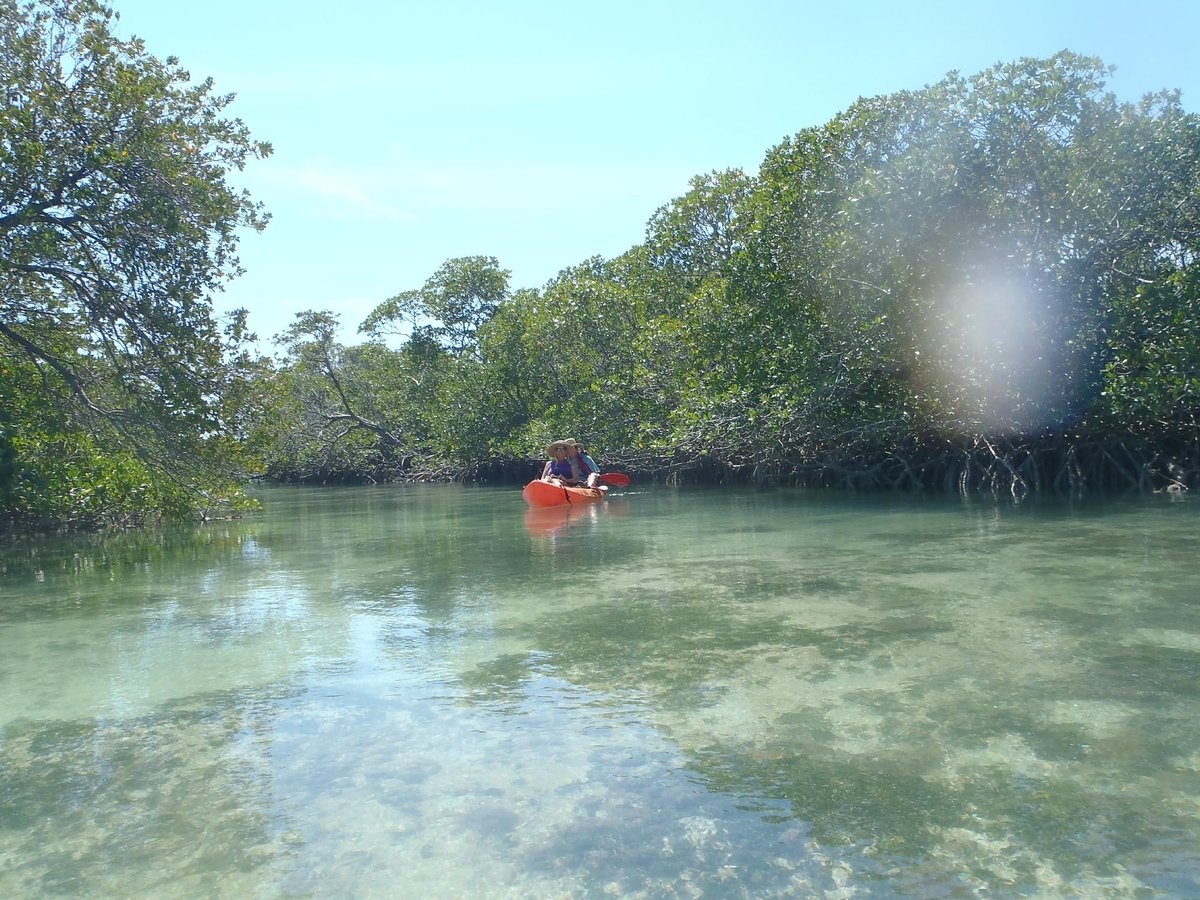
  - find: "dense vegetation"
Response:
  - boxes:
[261,52,1199,498]
[1,0,269,529]
[2,1,1197,531]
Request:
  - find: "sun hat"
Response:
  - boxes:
[545,438,577,456]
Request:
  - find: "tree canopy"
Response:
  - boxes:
[262,52,1200,496]
[1,0,270,527]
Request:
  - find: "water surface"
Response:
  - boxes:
[2,484,1199,896]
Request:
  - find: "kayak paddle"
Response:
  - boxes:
[599,473,631,486]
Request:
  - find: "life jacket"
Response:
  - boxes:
[578,451,599,475]
[547,458,576,479]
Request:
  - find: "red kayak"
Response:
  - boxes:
[522,479,607,507]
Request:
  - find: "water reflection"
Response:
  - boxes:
[523,503,578,537]
[522,497,631,541]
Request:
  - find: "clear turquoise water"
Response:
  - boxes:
[2,484,1199,897]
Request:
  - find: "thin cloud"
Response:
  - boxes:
[251,156,701,224]
[276,165,418,222]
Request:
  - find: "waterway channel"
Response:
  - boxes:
[2,483,1198,896]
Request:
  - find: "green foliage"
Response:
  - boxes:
[1,358,253,527]
[255,51,1200,492]
[1099,268,1200,431]
[646,169,756,284]
[253,311,418,481]
[360,256,509,355]
[5,429,182,528]
[0,0,271,527]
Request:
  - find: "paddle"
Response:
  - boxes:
[598,473,630,486]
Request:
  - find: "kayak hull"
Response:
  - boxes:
[522,480,606,507]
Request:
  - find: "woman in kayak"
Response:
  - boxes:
[541,439,582,485]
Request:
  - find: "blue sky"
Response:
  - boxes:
[109,0,1200,348]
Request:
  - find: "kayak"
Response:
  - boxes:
[522,479,607,507]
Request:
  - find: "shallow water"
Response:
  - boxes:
[2,484,1199,897]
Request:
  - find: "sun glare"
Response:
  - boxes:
[916,257,1084,434]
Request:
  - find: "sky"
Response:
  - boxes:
[107,0,1200,349]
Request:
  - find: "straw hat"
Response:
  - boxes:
[545,438,577,456]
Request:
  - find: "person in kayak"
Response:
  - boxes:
[573,441,602,488]
[541,439,582,485]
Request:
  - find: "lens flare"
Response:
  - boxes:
[914,257,1085,434]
